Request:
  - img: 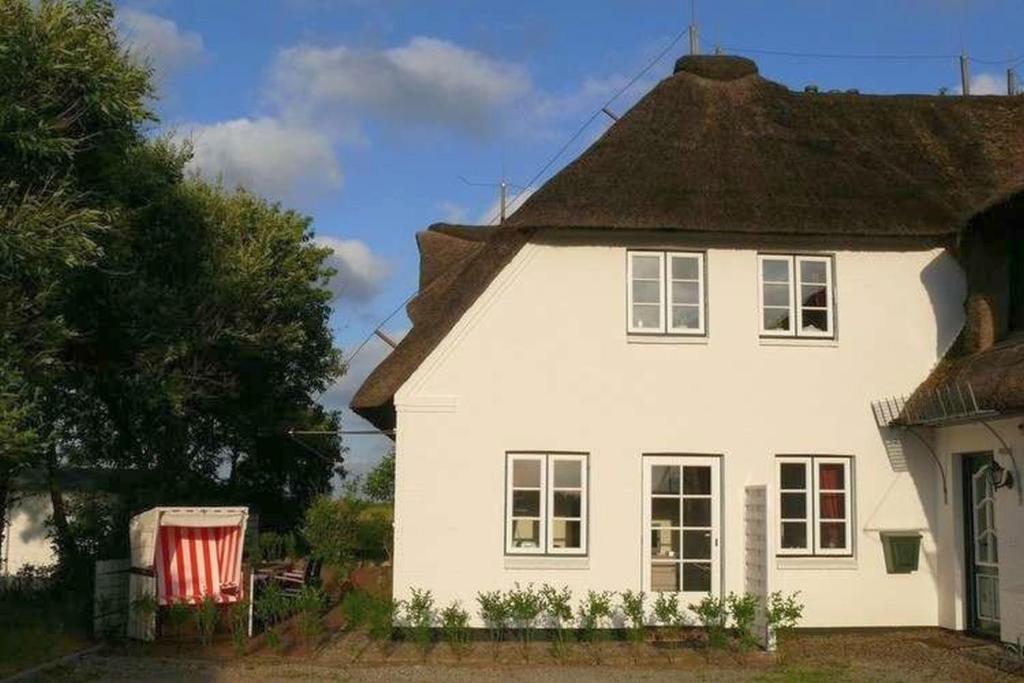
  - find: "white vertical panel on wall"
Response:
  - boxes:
[744,485,771,650]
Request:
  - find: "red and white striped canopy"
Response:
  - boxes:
[154,525,243,605]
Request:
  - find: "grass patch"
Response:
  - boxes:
[756,664,852,683]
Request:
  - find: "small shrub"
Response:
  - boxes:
[405,588,435,656]
[302,495,364,573]
[167,599,192,640]
[131,593,158,628]
[540,584,574,661]
[506,583,544,660]
[254,580,291,630]
[341,590,372,629]
[194,594,219,646]
[577,590,614,662]
[440,601,471,659]
[367,595,399,645]
[296,585,327,644]
[477,590,510,661]
[765,591,804,650]
[651,592,683,661]
[620,590,646,644]
[257,532,285,563]
[728,592,761,650]
[690,594,729,650]
[229,600,250,653]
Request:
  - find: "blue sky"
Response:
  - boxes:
[116,0,1024,479]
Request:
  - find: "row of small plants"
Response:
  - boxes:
[340,584,803,663]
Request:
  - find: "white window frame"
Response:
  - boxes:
[546,454,588,556]
[628,251,706,336]
[776,456,853,557]
[776,457,812,556]
[758,254,835,339]
[505,453,588,556]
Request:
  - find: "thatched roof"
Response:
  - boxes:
[908,337,1024,417]
[352,55,1024,431]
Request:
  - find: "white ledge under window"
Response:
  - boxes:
[760,337,838,348]
[776,556,858,571]
[504,556,590,571]
[627,334,709,346]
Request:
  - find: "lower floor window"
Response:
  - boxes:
[777,456,853,556]
[506,452,588,555]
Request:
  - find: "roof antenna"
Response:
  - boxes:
[688,0,700,56]
[960,51,971,98]
[499,163,508,225]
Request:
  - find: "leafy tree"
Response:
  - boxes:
[363,450,395,502]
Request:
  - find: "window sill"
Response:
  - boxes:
[776,556,857,571]
[760,337,838,348]
[627,334,708,345]
[504,556,590,570]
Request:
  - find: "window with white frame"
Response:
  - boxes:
[628,251,705,335]
[777,456,853,556]
[758,255,834,338]
[506,453,588,555]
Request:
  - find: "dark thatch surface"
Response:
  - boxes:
[353,56,1024,430]
[508,57,1024,237]
[908,336,1024,415]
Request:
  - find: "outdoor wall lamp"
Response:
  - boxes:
[989,453,1015,490]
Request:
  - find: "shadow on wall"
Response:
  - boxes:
[921,251,967,359]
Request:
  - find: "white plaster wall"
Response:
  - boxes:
[2,494,56,575]
[933,419,1024,643]
[392,233,965,627]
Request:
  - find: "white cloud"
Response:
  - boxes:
[954,72,1010,96]
[438,200,469,224]
[119,9,204,75]
[183,118,342,202]
[314,236,391,303]
[479,185,536,225]
[269,37,532,135]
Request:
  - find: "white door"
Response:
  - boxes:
[642,456,720,602]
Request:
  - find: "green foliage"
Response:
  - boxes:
[166,600,192,640]
[366,595,399,644]
[194,595,219,646]
[363,451,395,502]
[439,601,470,660]
[229,600,250,653]
[620,590,646,645]
[254,581,291,630]
[539,584,574,660]
[765,591,804,639]
[405,588,435,656]
[476,590,510,660]
[652,592,682,629]
[340,590,372,630]
[506,583,544,660]
[131,593,158,622]
[577,589,614,662]
[296,585,326,644]
[356,508,393,562]
[257,532,286,563]
[301,496,363,572]
[728,592,761,650]
[690,594,729,650]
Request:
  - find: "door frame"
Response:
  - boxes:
[960,451,1000,638]
[640,454,723,602]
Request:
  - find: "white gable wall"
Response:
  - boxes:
[393,233,965,627]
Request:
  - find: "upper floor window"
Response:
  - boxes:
[627,251,706,335]
[758,255,834,338]
[777,456,853,556]
[506,453,588,556]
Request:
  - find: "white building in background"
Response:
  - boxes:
[353,55,1024,642]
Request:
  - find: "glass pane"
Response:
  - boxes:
[683,530,711,560]
[682,466,711,495]
[672,281,699,305]
[553,460,581,488]
[977,532,995,564]
[652,466,680,494]
[632,254,661,279]
[512,459,540,487]
[780,492,806,519]
[511,519,540,548]
[763,308,790,331]
[819,464,845,490]
[651,529,680,559]
[671,306,700,330]
[632,280,661,304]
[801,284,827,307]
[801,309,829,333]
[632,305,661,330]
[651,563,680,592]
[820,522,846,549]
[781,522,807,549]
[977,574,999,620]
[682,562,711,592]
[974,473,989,504]
[683,498,711,527]
[763,283,790,307]
[780,463,806,489]
[800,259,827,283]
[554,491,581,518]
[512,490,540,517]
[762,259,790,282]
[651,498,680,527]
[820,493,845,519]
[552,520,581,549]
[671,256,699,280]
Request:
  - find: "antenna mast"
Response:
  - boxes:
[688,0,700,56]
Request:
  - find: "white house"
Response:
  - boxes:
[352,55,1024,642]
